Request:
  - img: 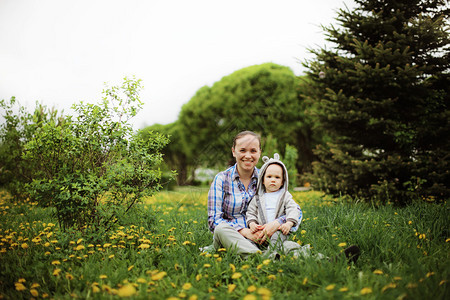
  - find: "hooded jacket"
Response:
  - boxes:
[246,153,301,230]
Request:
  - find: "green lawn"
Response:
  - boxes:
[0,189,448,299]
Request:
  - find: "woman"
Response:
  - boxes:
[207,131,287,255]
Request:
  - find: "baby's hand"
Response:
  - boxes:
[249,222,260,233]
[280,221,294,235]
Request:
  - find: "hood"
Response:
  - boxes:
[256,153,289,196]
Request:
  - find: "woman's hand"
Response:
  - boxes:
[239,228,264,243]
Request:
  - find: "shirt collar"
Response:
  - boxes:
[232,164,259,181]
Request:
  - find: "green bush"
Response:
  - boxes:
[22,77,169,231]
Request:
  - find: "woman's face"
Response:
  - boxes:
[232,134,261,173]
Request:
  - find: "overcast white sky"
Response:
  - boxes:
[0,0,354,130]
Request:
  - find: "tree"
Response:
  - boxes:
[175,63,321,182]
[304,0,450,203]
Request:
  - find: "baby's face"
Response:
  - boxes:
[263,164,283,193]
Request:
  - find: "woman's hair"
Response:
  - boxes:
[232,131,261,149]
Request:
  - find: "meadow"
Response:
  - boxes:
[0,188,448,299]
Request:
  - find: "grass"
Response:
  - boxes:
[0,188,449,299]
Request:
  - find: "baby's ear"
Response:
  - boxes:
[274,153,280,160]
[262,156,269,163]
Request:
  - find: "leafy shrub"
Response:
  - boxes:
[22,77,169,231]
[0,97,63,199]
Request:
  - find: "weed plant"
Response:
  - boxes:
[0,189,448,299]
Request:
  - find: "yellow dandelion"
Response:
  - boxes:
[18,278,26,283]
[21,243,29,249]
[65,273,74,280]
[99,274,108,279]
[325,284,335,291]
[446,238,450,243]
[426,272,435,278]
[231,272,242,279]
[75,245,85,251]
[241,264,250,270]
[53,268,61,276]
[373,269,383,275]
[440,280,447,286]
[51,260,61,265]
[229,263,236,272]
[77,238,83,244]
[151,271,167,281]
[117,284,137,297]
[103,243,111,248]
[44,251,51,255]
[267,274,276,280]
[108,254,115,259]
[360,287,372,295]
[31,283,40,288]
[15,282,27,291]
[257,287,271,298]
[302,277,308,285]
[92,285,101,293]
[243,294,257,300]
[195,274,202,281]
[218,248,227,252]
[137,278,147,284]
[226,284,236,293]
[138,243,150,249]
[262,259,271,265]
[339,287,349,292]
[382,283,397,293]
[247,285,257,292]
[128,265,134,271]
[30,288,39,297]
[394,276,402,281]
[188,295,198,300]
[408,221,412,225]
[338,242,347,247]
[203,264,211,268]
[182,283,192,290]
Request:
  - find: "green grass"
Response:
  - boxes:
[0,189,449,299]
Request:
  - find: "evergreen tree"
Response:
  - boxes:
[305,0,449,204]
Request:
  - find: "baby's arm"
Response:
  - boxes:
[249,222,260,233]
[279,221,294,235]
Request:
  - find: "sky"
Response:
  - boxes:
[0,0,355,130]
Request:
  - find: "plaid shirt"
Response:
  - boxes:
[208,164,260,232]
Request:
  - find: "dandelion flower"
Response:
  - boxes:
[137,278,147,284]
[151,271,167,281]
[53,268,61,276]
[108,254,115,259]
[203,264,211,268]
[229,263,236,272]
[77,238,83,244]
[99,275,108,279]
[325,284,335,291]
[257,287,271,298]
[338,242,347,247]
[21,243,29,249]
[243,294,257,300]
[182,283,192,290]
[218,248,226,252]
[117,284,137,297]
[15,282,27,291]
[339,287,349,292]
[183,241,191,245]
[426,272,435,278]
[128,265,134,271]
[373,269,383,275]
[262,259,271,265]
[231,272,242,279]
[51,260,61,265]
[31,283,40,288]
[360,287,372,295]
[92,285,101,293]
[227,284,236,293]
[267,274,276,280]
[65,273,74,280]
[241,265,250,270]
[75,245,85,251]
[302,277,308,285]
[247,285,257,292]
[30,289,39,297]
[195,274,202,281]
[382,283,396,293]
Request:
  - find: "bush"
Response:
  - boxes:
[22,77,169,231]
